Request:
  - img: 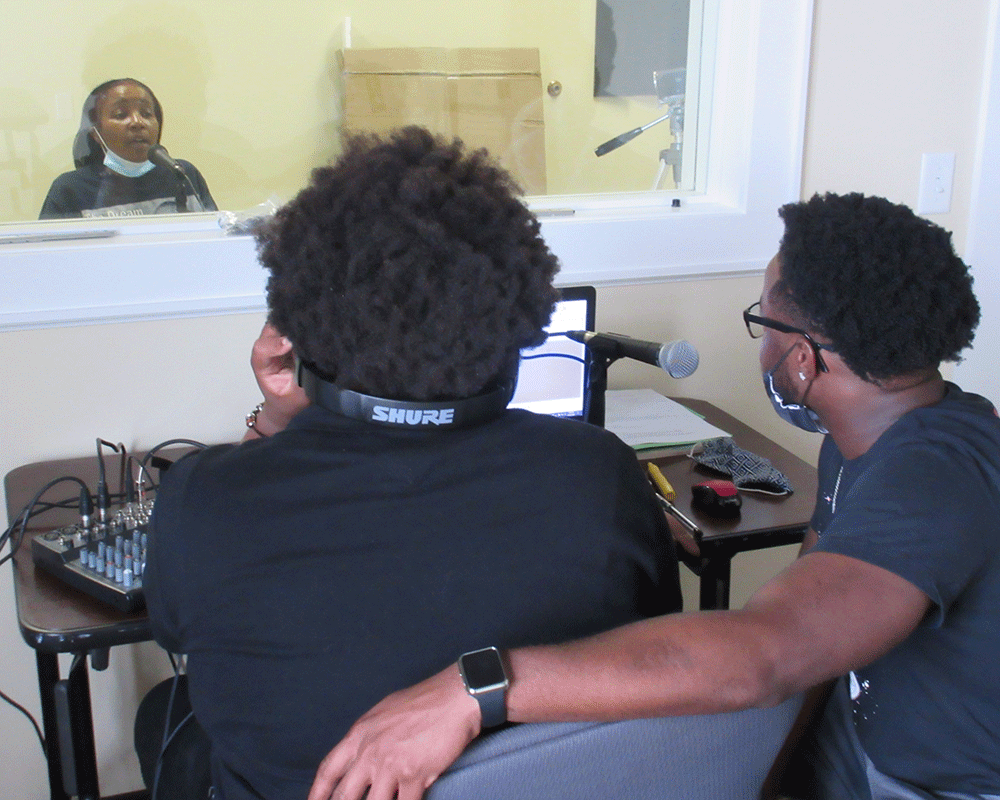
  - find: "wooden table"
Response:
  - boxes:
[643,399,817,610]
[6,452,178,800]
[5,403,816,798]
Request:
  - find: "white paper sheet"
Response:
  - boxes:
[603,389,730,450]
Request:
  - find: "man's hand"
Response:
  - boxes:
[308,666,481,800]
[244,323,310,439]
[663,509,701,558]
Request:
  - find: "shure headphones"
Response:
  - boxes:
[296,358,515,430]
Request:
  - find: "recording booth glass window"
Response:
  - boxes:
[1,0,709,225]
[509,286,598,424]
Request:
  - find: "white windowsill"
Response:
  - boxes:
[0,0,812,332]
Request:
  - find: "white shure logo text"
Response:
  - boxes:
[371,406,456,426]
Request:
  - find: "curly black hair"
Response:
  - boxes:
[774,192,980,381]
[256,126,560,401]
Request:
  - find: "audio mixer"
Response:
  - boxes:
[30,499,153,613]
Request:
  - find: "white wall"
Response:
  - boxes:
[1,1,996,796]
[955,0,1000,397]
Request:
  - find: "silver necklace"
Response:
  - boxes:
[831,465,843,515]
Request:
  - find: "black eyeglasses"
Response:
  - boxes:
[742,301,835,373]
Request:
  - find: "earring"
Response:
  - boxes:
[799,372,806,381]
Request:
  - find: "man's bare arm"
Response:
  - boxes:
[504,551,928,721]
[311,550,930,800]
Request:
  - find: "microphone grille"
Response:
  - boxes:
[659,340,699,378]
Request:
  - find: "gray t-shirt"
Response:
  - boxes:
[810,383,1000,794]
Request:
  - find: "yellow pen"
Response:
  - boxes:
[646,462,676,501]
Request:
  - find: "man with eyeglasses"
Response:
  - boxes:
[306,193,1000,800]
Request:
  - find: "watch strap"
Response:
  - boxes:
[476,681,507,729]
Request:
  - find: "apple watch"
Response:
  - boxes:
[458,646,509,729]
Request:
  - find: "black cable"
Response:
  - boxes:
[0,438,204,775]
[0,687,46,755]
[117,443,129,503]
[0,475,91,569]
[0,491,138,529]
[125,455,140,505]
[151,659,189,800]
[141,439,208,468]
[0,479,91,758]
[1,437,204,561]
[96,439,122,524]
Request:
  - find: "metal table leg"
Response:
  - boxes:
[699,551,734,610]
[36,651,70,800]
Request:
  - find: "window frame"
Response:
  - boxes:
[0,0,813,331]
[536,0,813,286]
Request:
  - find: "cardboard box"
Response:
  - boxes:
[343,48,546,194]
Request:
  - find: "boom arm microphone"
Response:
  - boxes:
[566,331,699,378]
[594,110,673,157]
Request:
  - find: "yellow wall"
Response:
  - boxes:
[0,0,994,796]
[1,0,676,223]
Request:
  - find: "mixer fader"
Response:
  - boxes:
[31,498,153,612]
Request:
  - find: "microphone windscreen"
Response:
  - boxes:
[660,340,699,378]
[147,144,182,173]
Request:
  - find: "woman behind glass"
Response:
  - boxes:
[39,78,217,219]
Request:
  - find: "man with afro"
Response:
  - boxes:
[139,127,681,800]
[312,193,1000,800]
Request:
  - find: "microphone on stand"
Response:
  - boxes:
[147,144,186,177]
[566,331,699,378]
[147,144,193,212]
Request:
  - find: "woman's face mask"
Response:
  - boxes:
[101,146,156,178]
[92,128,154,177]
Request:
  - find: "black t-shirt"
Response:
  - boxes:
[39,160,216,219]
[811,383,1000,794]
[145,406,680,800]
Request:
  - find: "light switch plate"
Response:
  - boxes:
[917,153,955,215]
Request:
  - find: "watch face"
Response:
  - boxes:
[461,647,507,690]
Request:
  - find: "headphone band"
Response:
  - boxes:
[296,359,513,429]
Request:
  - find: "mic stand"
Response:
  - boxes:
[584,352,616,428]
[654,145,682,190]
[579,333,626,428]
[170,166,189,212]
[653,105,684,189]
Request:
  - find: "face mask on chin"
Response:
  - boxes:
[93,128,155,177]
[103,148,155,178]
[763,347,829,434]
